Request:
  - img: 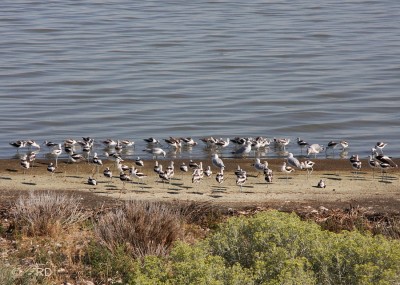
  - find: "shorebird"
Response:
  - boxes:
[103,167,113,181]
[216,138,230,148]
[296,137,309,154]
[102,138,117,148]
[340,140,349,150]
[43,140,58,150]
[120,139,135,148]
[164,137,182,148]
[180,137,198,147]
[47,162,56,176]
[143,147,166,159]
[204,165,212,177]
[212,154,225,170]
[350,155,362,178]
[231,140,252,156]
[215,169,224,191]
[375,142,387,155]
[264,168,273,183]
[307,144,324,158]
[9,140,26,152]
[20,155,30,174]
[119,172,132,189]
[25,140,41,150]
[180,162,188,173]
[274,138,290,150]
[253,158,267,177]
[368,155,380,179]
[88,176,97,186]
[300,160,315,178]
[325,141,339,156]
[287,153,302,169]
[236,174,247,192]
[131,170,147,189]
[317,179,326,188]
[144,137,160,144]
[281,162,295,183]
[135,157,144,169]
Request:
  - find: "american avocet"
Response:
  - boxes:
[300,160,315,178]
[281,162,294,182]
[144,137,160,144]
[215,169,224,191]
[88,176,97,186]
[103,138,117,148]
[9,140,26,152]
[317,179,326,188]
[296,137,309,154]
[103,167,113,181]
[26,140,40,150]
[47,162,56,176]
[20,155,30,174]
[264,168,273,183]
[216,138,230,148]
[181,137,198,147]
[236,174,247,192]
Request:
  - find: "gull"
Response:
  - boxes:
[307,144,325,158]
[212,154,225,170]
[253,158,267,177]
[143,148,166,159]
[231,141,252,156]
[287,153,302,169]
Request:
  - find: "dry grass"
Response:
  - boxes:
[11,191,90,237]
[94,200,184,258]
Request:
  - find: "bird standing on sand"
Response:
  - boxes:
[212,154,225,170]
[317,180,326,188]
[281,162,294,182]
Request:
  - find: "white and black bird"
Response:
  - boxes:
[300,160,315,177]
[103,167,113,180]
[317,179,326,188]
[20,155,30,174]
[45,163,55,177]
[281,162,295,182]
[264,168,273,183]
[296,137,309,154]
[236,174,247,192]
[231,140,252,156]
[253,158,267,177]
[88,176,97,186]
[215,170,224,191]
[10,140,26,152]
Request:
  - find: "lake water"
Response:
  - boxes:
[1,0,400,161]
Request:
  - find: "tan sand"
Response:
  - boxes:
[1,157,399,212]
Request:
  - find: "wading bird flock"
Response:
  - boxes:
[7,136,398,192]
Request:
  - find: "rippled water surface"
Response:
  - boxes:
[1,0,400,159]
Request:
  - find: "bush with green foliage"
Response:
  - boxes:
[128,210,400,285]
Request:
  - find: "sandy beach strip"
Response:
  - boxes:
[0,157,399,213]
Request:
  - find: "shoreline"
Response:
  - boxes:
[1,157,399,213]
